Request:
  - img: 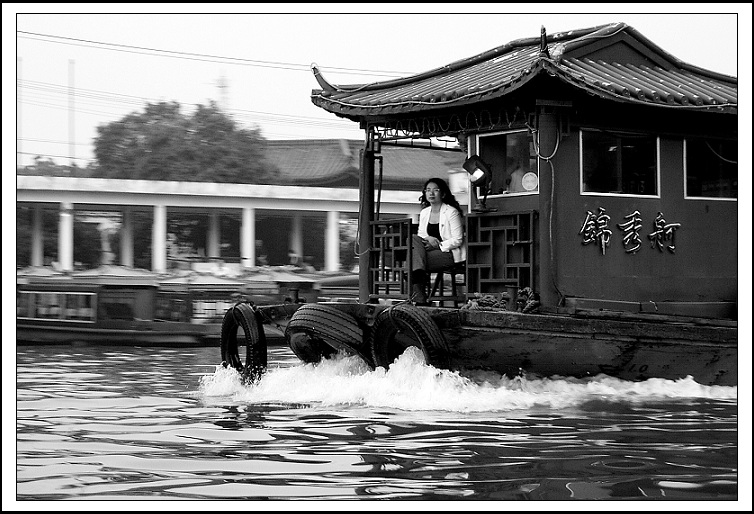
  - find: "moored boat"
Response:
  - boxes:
[17,267,209,346]
[221,22,738,386]
[16,265,321,346]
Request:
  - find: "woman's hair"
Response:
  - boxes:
[419,177,464,216]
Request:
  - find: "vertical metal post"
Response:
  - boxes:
[359,134,376,303]
[537,108,559,310]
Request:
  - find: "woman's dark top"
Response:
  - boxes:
[427,223,441,241]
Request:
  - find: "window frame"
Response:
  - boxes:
[683,138,737,202]
[17,290,97,323]
[579,128,661,198]
[476,128,540,198]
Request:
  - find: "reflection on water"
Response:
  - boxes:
[14,344,739,503]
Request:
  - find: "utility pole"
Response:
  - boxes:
[217,73,228,112]
[17,57,21,168]
[68,59,75,167]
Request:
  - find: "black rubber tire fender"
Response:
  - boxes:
[284,303,371,367]
[220,302,267,382]
[286,330,337,364]
[369,304,450,369]
[220,305,242,370]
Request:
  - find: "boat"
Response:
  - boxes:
[15,265,321,346]
[16,265,210,346]
[220,23,738,386]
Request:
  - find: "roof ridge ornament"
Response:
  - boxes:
[539,25,551,59]
[311,63,336,93]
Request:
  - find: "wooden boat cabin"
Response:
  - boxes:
[16,265,322,345]
[16,267,209,345]
[310,22,738,320]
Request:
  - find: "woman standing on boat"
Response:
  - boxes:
[410,177,467,305]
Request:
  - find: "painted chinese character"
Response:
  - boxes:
[579,207,612,255]
[647,212,681,253]
[617,210,643,254]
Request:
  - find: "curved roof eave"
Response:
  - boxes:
[312,58,737,122]
[543,61,738,114]
[310,22,738,122]
[310,60,549,121]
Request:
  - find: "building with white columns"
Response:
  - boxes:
[17,140,468,273]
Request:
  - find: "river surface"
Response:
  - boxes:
[11,343,745,507]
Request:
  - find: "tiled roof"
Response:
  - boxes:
[264,139,465,188]
[379,144,465,185]
[264,139,358,185]
[311,22,737,119]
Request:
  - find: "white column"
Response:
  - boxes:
[207,211,220,258]
[58,202,74,272]
[120,207,134,267]
[152,204,167,273]
[240,207,255,268]
[289,212,303,259]
[325,210,340,272]
[30,206,44,267]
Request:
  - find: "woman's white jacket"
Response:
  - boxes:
[417,203,467,263]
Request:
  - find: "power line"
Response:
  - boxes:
[17,84,359,134]
[15,30,375,155]
[17,30,416,78]
[19,137,92,146]
[17,150,94,164]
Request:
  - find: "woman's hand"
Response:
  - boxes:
[423,236,440,250]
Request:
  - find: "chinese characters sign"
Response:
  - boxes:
[579,207,612,255]
[580,209,680,254]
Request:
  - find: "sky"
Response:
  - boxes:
[4,5,751,169]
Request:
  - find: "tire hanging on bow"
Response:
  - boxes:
[220,302,267,383]
[368,304,449,369]
[284,303,372,368]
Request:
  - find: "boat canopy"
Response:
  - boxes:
[311,22,737,134]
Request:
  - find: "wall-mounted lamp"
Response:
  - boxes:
[463,155,496,212]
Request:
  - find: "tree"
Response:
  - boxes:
[17,156,97,178]
[93,101,276,183]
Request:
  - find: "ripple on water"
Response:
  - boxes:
[14,345,739,501]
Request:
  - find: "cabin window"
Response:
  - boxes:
[156,294,190,322]
[477,130,538,195]
[581,130,659,196]
[64,293,96,321]
[17,291,96,322]
[99,294,135,320]
[192,298,233,322]
[35,292,62,319]
[685,138,737,199]
[17,291,32,318]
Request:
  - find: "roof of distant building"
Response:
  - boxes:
[263,139,466,189]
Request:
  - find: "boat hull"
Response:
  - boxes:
[16,320,208,346]
[263,303,737,387]
[435,309,737,386]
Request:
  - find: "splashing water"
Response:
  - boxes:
[199,347,737,412]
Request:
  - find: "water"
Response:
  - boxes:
[12,343,743,506]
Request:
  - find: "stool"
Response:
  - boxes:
[428,261,466,308]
